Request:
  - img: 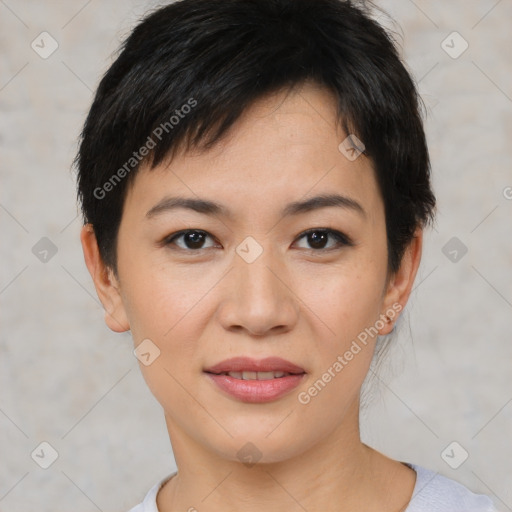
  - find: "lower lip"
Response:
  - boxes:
[206,373,305,403]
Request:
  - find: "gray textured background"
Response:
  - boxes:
[1,1,511,511]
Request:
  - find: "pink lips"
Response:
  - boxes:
[204,357,306,403]
[205,356,306,375]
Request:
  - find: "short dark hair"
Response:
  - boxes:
[76,0,436,275]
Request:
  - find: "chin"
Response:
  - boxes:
[199,426,318,467]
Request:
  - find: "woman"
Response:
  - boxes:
[77,0,498,510]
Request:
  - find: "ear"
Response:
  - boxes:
[80,224,130,333]
[378,227,423,335]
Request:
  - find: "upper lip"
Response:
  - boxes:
[204,357,306,374]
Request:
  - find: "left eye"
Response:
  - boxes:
[294,229,352,251]
[164,228,352,252]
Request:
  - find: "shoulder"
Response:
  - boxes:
[126,474,175,512]
[405,464,498,512]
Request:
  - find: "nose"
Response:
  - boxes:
[216,244,300,337]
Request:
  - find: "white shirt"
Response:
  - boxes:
[127,463,498,512]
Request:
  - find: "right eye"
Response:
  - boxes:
[164,229,219,251]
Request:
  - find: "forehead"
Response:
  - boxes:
[123,82,383,224]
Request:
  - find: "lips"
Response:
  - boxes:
[204,357,306,403]
[204,356,306,375]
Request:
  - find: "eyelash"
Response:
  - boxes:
[163,228,354,253]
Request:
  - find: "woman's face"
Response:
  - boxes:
[98,82,417,463]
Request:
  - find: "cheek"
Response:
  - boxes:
[119,251,214,340]
[122,263,210,413]
[298,260,385,342]
[294,257,386,407]
[119,256,223,406]
[293,271,383,425]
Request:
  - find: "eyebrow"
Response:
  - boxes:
[145,193,366,220]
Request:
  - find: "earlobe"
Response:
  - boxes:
[80,224,130,333]
[378,228,423,335]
